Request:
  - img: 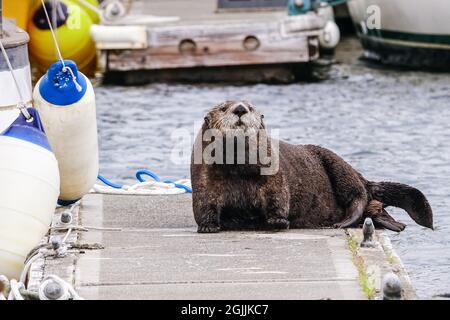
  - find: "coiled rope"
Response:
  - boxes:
[95,169,192,195]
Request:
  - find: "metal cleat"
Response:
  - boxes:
[360,217,377,248]
[382,273,403,300]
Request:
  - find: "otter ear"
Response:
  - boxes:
[204,115,211,126]
[260,114,266,129]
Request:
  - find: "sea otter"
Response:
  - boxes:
[190,101,433,233]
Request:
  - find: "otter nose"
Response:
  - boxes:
[233,105,248,117]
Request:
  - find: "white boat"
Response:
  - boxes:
[347,0,450,69]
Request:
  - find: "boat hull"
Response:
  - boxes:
[347,0,450,69]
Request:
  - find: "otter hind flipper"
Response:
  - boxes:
[364,200,406,232]
[369,182,433,229]
[372,210,406,232]
[373,216,406,232]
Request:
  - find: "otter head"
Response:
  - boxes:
[203,101,265,135]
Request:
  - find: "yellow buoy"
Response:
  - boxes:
[76,0,100,24]
[3,0,37,31]
[28,0,97,75]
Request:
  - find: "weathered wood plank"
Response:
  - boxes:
[99,0,325,76]
[107,18,322,71]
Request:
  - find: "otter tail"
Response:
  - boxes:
[368,181,433,229]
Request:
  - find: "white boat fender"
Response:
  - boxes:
[0,108,60,279]
[33,60,99,205]
[316,3,340,50]
[319,20,340,49]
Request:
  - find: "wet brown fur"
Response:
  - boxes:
[191,101,433,233]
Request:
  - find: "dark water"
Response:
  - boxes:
[95,41,450,298]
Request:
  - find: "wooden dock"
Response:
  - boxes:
[92,0,326,84]
[27,193,417,300]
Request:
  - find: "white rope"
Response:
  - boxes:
[62,228,72,243]
[40,0,82,92]
[41,0,65,67]
[92,179,192,195]
[0,274,82,300]
[56,0,67,20]
[8,280,25,300]
[0,39,32,120]
[0,277,26,300]
[20,250,46,284]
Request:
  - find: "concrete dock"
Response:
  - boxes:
[27,193,416,300]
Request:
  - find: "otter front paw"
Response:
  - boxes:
[333,221,354,229]
[197,224,221,233]
[267,217,290,230]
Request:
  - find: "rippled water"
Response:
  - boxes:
[95,39,450,298]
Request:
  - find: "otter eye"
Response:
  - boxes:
[220,107,227,112]
[261,114,264,119]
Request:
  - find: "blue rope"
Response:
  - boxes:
[97,174,123,189]
[164,179,193,193]
[97,169,192,193]
[135,169,161,183]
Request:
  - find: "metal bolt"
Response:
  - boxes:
[61,211,72,224]
[43,281,64,300]
[382,273,402,300]
[56,245,68,258]
[110,3,120,16]
[360,217,376,248]
[51,237,62,250]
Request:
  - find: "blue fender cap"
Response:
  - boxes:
[1,108,53,152]
[39,60,87,106]
[288,0,313,15]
